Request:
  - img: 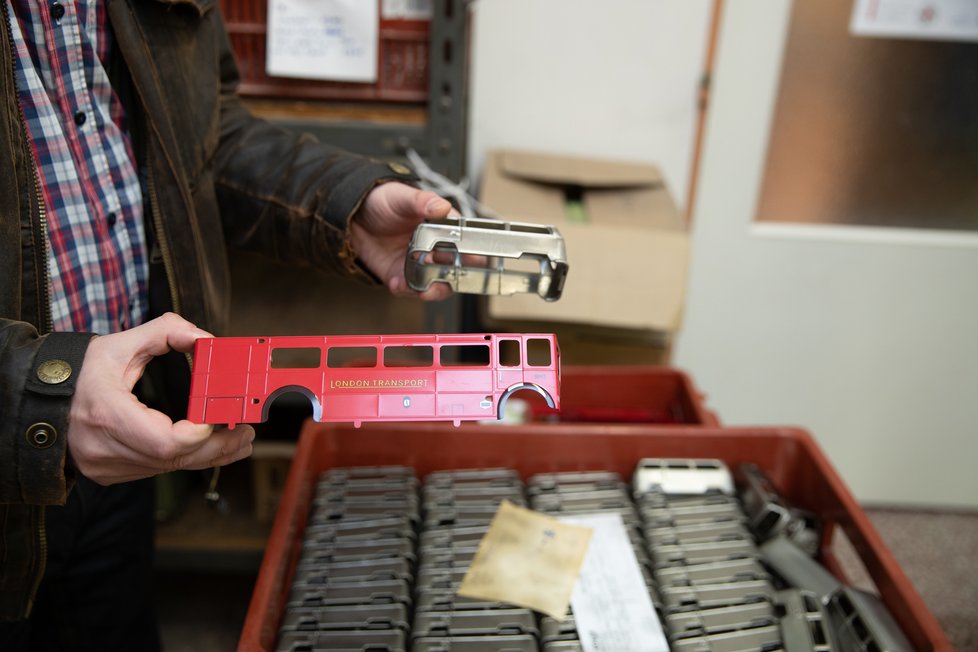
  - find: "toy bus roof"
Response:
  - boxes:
[199,333,558,347]
[407,216,567,262]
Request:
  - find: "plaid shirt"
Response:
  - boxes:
[9,0,147,334]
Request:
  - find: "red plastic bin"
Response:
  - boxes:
[238,421,951,652]
[527,365,720,425]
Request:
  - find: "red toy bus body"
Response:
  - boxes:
[187,333,560,428]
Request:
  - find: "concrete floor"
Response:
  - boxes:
[843,507,978,651]
[158,507,977,651]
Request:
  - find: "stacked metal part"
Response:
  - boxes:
[634,459,785,651]
[273,462,914,652]
[642,459,915,652]
[276,466,419,652]
[529,470,662,652]
[412,468,540,652]
[741,462,914,652]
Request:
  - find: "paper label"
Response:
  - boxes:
[457,500,592,619]
[562,513,669,652]
[266,0,379,82]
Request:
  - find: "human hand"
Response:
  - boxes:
[349,181,454,300]
[67,313,255,485]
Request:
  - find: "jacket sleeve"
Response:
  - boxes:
[210,19,418,277]
[0,319,93,505]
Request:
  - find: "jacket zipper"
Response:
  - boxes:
[146,159,181,316]
[31,158,53,334]
[3,4,54,335]
[3,0,53,616]
[145,157,193,371]
[26,157,51,615]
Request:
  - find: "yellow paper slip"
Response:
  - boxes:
[456,500,593,619]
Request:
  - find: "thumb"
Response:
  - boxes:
[419,191,452,218]
[113,314,210,388]
[382,184,451,220]
[132,312,212,358]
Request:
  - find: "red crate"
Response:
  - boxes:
[221,1,430,103]
[239,421,950,651]
[526,365,720,425]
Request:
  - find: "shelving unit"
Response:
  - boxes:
[226,0,472,181]
[156,2,475,570]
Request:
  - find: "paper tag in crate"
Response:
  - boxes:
[562,512,669,652]
[457,500,592,619]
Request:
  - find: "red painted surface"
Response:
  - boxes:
[187,334,560,428]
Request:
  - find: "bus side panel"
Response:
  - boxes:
[322,394,380,421]
[378,393,436,419]
[202,340,255,397]
[435,369,493,392]
[264,368,327,400]
[186,338,214,423]
[524,335,560,410]
[525,368,560,408]
[205,397,244,427]
[436,392,495,419]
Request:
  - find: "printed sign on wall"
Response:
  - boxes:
[851,0,978,42]
[266,0,379,82]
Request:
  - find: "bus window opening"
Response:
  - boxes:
[440,345,491,367]
[527,338,552,366]
[270,347,321,369]
[327,346,378,368]
[499,340,521,367]
[384,345,434,367]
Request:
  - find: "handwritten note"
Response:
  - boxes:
[457,500,592,619]
[266,0,378,82]
[562,513,669,652]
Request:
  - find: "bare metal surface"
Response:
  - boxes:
[405,216,569,300]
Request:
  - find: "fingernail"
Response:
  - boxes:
[425,197,450,216]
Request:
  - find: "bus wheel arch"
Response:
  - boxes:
[497,383,555,420]
[260,385,323,423]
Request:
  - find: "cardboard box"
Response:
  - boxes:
[475,315,672,366]
[480,149,689,334]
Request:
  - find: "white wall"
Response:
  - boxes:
[673,3,978,507]
[466,0,713,214]
[466,1,978,508]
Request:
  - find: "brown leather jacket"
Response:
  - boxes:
[0,0,414,619]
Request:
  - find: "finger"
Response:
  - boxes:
[85,427,255,485]
[419,284,454,301]
[167,417,221,451]
[388,275,419,298]
[390,267,454,301]
[168,425,256,472]
[100,448,251,485]
[98,401,216,465]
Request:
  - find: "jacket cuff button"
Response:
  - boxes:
[387,162,412,175]
[26,423,57,449]
[37,359,72,384]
